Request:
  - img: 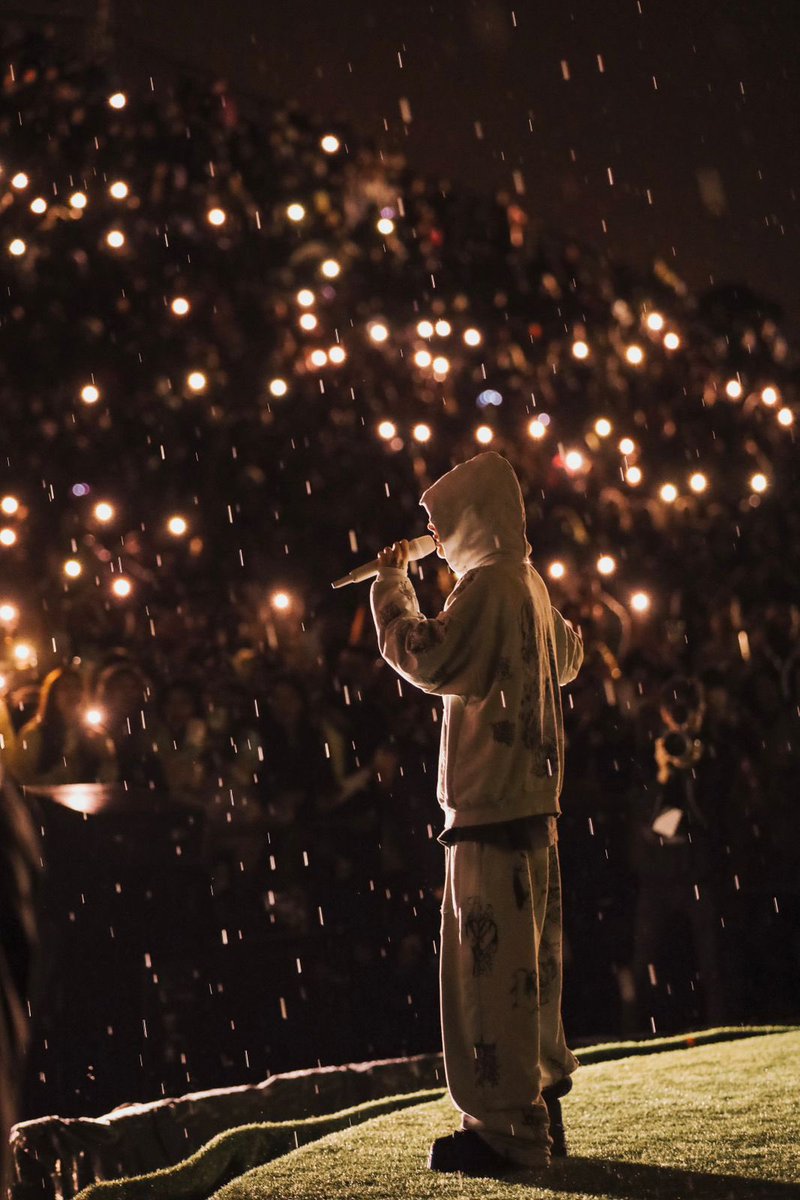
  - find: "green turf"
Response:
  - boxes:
[216,1030,800,1200]
[75,1028,800,1200]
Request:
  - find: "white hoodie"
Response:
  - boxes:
[370,451,583,830]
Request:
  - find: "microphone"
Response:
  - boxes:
[331,535,436,588]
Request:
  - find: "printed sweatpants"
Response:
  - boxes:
[439,839,578,1167]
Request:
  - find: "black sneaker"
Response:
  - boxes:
[541,1076,573,1157]
[428,1130,514,1177]
[428,1130,550,1176]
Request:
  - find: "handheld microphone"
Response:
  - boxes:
[331,535,436,588]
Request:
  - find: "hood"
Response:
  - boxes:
[420,451,532,577]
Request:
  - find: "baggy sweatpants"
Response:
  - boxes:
[440,839,578,1166]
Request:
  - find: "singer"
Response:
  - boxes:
[369,450,584,1177]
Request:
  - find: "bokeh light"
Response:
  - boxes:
[94,501,115,523]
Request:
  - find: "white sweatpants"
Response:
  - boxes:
[439,839,578,1167]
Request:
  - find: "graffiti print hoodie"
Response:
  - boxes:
[370,451,583,830]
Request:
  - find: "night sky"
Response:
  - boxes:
[15,0,800,334]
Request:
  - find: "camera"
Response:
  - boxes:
[656,677,705,773]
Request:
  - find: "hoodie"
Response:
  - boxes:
[370,451,583,829]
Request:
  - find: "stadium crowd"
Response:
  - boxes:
[1,22,798,1115]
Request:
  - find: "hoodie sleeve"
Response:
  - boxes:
[552,607,584,685]
[370,567,493,698]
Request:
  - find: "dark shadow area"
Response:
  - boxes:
[533,1156,800,1199]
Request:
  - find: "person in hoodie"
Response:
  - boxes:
[370,451,584,1177]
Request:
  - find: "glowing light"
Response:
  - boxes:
[463,328,482,346]
[109,181,129,199]
[269,378,288,397]
[646,312,665,331]
[594,418,612,437]
[106,229,125,248]
[477,389,503,408]
[68,193,87,211]
[368,322,389,343]
[659,483,678,503]
[167,516,188,536]
[432,355,450,374]
[271,591,291,611]
[434,319,451,337]
[631,591,651,613]
[377,217,395,235]
[299,312,318,331]
[475,425,494,445]
[725,378,743,400]
[619,437,636,456]
[320,134,340,153]
[597,555,616,576]
[94,502,114,523]
[564,449,585,472]
[310,349,328,367]
[377,420,397,440]
[760,386,778,406]
[750,473,768,494]
[1,496,19,515]
[548,561,566,580]
[416,320,434,338]
[625,344,644,365]
[0,603,18,623]
[321,258,340,278]
[12,642,34,664]
[187,371,207,392]
[625,466,643,486]
[286,203,305,222]
[328,345,346,364]
[689,472,708,494]
[171,297,190,316]
[663,331,681,349]
[81,384,100,405]
[30,197,47,214]
[207,208,226,226]
[528,418,547,440]
[414,350,432,368]
[108,92,127,109]
[85,708,104,728]
[64,559,82,577]
[777,407,794,427]
[8,239,26,257]
[412,423,432,443]
[572,340,589,359]
[297,289,315,306]
[0,529,17,547]
[11,172,29,189]
[111,577,132,598]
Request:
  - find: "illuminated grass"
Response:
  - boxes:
[218,1030,800,1200]
[76,1029,800,1200]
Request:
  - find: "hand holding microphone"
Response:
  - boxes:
[331,535,435,588]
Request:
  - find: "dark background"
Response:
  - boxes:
[4,0,800,334]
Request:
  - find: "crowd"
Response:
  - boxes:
[1,21,799,1115]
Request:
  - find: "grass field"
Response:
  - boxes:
[79,1029,800,1200]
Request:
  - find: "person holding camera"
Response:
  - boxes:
[629,676,728,1030]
